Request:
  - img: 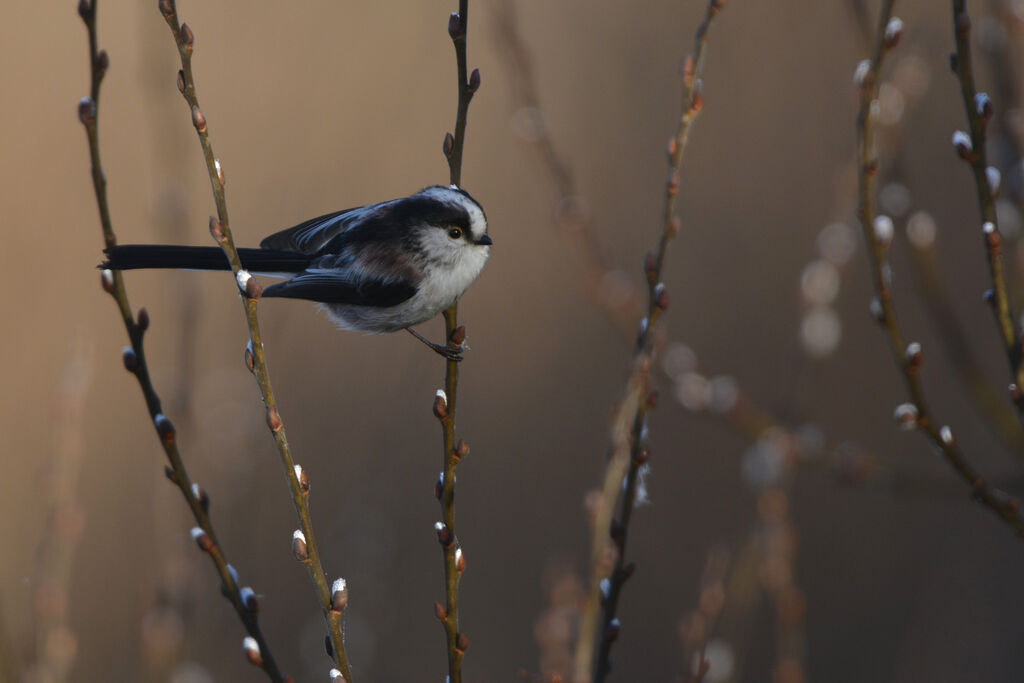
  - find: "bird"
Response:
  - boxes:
[101,185,492,360]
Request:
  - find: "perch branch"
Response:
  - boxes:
[156,0,351,677]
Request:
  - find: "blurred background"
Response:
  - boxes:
[4,0,1024,681]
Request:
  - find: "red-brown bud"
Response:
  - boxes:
[154,413,176,445]
[180,23,194,50]
[266,406,283,432]
[158,0,173,19]
[434,602,448,622]
[456,632,469,654]
[448,12,460,39]
[209,216,224,243]
[78,96,96,125]
[176,69,186,94]
[191,105,207,133]
[137,307,150,332]
[468,68,481,95]
[443,132,455,159]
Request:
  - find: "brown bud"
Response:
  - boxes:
[1010,383,1024,406]
[653,282,669,312]
[78,0,91,20]
[669,215,681,238]
[450,325,466,346]
[241,587,260,613]
[245,276,263,299]
[96,50,109,77]
[154,413,176,445]
[215,158,225,186]
[448,12,460,39]
[983,222,1001,251]
[644,251,657,284]
[122,346,139,373]
[646,390,658,409]
[324,634,333,658]
[191,105,207,133]
[158,0,173,19]
[905,342,922,372]
[209,216,225,243]
[456,548,466,574]
[690,91,703,114]
[666,136,678,160]
[137,307,150,332]
[434,602,448,622]
[331,579,348,612]
[176,69,186,94]
[456,632,469,654]
[443,132,455,159]
[468,68,481,94]
[435,522,453,546]
[433,392,448,420]
[180,22,194,50]
[455,438,470,461]
[192,528,215,553]
[243,638,263,667]
[78,96,96,125]
[435,477,444,500]
[266,406,283,432]
[244,341,256,372]
[681,55,694,82]
[633,445,650,466]
[295,465,310,493]
[100,269,115,294]
[667,170,679,196]
[292,531,308,562]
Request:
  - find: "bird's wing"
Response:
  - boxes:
[259,202,395,254]
[261,268,416,307]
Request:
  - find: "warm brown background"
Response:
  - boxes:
[4,1,1024,681]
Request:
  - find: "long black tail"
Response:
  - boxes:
[101,245,311,273]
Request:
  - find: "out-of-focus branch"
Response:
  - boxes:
[78,1,285,679]
[433,2,479,682]
[951,0,1024,415]
[567,3,725,681]
[154,1,351,678]
[855,3,1024,536]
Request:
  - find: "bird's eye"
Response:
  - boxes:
[448,227,463,240]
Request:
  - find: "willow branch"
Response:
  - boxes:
[855,1,1024,536]
[155,1,351,678]
[78,1,284,679]
[432,3,478,681]
[950,0,1024,416]
[567,2,724,681]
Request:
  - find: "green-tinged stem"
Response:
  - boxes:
[158,1,351,677]
[438,2,473,681]
[80,1,283,679]
[951,0,1024,419]
[856,0,1024,536]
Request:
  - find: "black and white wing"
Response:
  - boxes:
[261,267,416,307]
[259,202,396,254]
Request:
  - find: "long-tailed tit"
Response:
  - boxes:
[102,185,491,359]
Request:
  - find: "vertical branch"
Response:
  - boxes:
[78,1,285,679]
[154,1,352,679]
[574,2,724,682]
[950,0,1024,412]
[434,2,479,682]
[855,2,1024,535]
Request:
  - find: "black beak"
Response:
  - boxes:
[475,234,493,246]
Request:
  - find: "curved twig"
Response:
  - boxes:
[951,0,1024,416]
[155,1,352,678]
[78,2,285,679]
[855,1,1024,536]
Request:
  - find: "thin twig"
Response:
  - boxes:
[855,1,1024,536]
[434,2,478,681]
[951,0,1024,414]
[586,3,723,681]
[154,0,351,678]
[78,1,285,679]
